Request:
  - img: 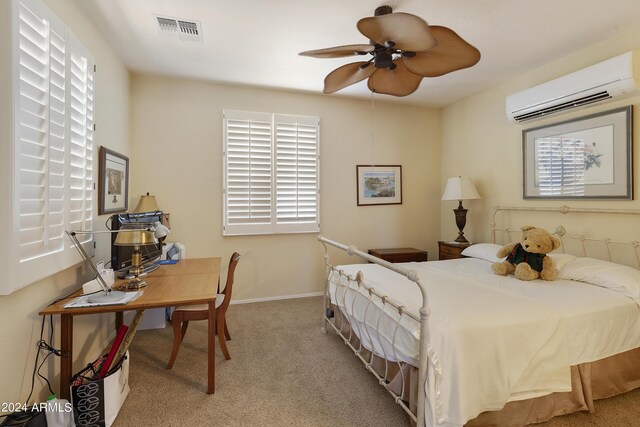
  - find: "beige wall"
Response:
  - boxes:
[441,25,640,244]
[0,0,130,406]
[10,0,637,410]
[130,75,441,301]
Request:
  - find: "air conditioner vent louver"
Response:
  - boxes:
[155,15,202,42]
[513,91,612,122]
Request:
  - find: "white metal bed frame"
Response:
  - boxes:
[319,205,640,427]
[491,206,640,266]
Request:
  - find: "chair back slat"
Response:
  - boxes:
[219,252,240,310]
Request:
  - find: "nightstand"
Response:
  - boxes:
[368,247,428,263]
[438,241,471,260]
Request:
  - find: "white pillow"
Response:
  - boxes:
[461,243,505,263]
[557,257,640,305]
[547,253,577,271]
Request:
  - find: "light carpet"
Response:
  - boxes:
[113,297,640,426]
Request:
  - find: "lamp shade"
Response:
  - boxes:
[441,176,481,201]
[153,221,170,240]
[114,229,158,246]
[133,193,160,213]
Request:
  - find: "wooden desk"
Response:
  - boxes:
[40,257,221,400]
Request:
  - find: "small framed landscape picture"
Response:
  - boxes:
[98,146,129,215]
[356,165,402,206]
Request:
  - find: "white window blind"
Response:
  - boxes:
[223,110,320,236]
[3,0,95,293]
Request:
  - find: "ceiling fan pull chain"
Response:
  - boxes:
[370,90,377,166]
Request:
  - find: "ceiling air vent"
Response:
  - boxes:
[155,15,202,42]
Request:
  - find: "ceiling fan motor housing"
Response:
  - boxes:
[374,48,394,69]
[371,6,398,69]
[374,5,393,16]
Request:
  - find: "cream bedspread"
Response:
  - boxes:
[328,258,640,426]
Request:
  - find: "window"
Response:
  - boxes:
[1,0,95,294]
[222,110,320,236]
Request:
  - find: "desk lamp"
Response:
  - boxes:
[441,176,481,244]
[152,220,170,246]
[114,229,158,289]
[67,230,126,304]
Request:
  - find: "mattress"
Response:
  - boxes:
[328,257,640,426]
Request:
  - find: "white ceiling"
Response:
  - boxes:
[72,0,640,107]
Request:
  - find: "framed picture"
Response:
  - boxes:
[356,165,402,206]
[98,146,129,215]
[523,106,633,199]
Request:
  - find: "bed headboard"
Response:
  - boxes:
[490,206,640,269]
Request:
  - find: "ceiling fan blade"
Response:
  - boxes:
[367,59,422,97]
[357,13,436,52]
[324,62,376,94]
[402,26,481,77]
[299,44,374,58]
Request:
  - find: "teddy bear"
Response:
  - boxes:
[491,225,561,281]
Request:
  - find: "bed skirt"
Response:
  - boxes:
[330,308,640,426]
[466,346,640,426]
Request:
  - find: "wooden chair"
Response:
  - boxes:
[166,252,240,368]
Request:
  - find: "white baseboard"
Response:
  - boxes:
[231,291,323,305]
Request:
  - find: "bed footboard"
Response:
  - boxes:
[318,236,433,427]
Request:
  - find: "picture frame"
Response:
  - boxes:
[523,106,633,199]
[356,165,402,206]
[98,146,129,215]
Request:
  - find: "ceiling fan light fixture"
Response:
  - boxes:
[300,6,480,97]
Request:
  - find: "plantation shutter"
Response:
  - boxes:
[274,114,320,233]
[222,110,320,236]
[223,110,273,235]
[68,36,94,239]
[16,0,67,262]
[7,0,96,292]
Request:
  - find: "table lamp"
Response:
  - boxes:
[134,192,160,213]
[114,229,158,289]
[441,176,481,244]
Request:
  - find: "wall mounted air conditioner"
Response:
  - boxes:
[506,51,640,123]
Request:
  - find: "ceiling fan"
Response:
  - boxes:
[299,5,481,97]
